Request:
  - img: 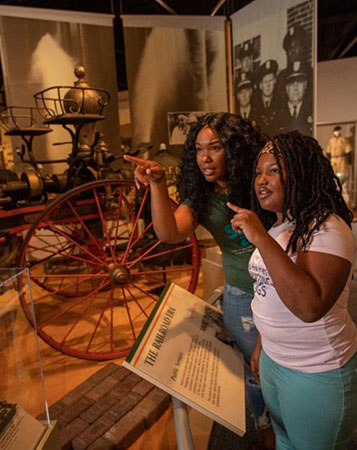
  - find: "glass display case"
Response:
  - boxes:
[0,268,60,450]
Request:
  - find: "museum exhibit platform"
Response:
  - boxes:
[36,363,170,449]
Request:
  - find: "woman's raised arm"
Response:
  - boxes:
[124,155,196,243]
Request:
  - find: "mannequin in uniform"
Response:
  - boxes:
[326,126,352,179]
[326,126,352,204]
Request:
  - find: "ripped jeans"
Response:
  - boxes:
[223,283,270,430]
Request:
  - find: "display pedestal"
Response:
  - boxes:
[0,406,60,450]
[202,246,224,301]
[36,421,61,450]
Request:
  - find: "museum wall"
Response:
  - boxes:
[316,57,357,124]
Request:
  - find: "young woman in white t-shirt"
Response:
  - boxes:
[228,131,357,450]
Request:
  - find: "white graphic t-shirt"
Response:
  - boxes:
[249,215,357,373]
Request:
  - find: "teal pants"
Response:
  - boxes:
[259,350,357,450]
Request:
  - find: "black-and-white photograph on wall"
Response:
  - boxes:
[317,121,356,209]
[232,0,314,138]
[168,111,206,146]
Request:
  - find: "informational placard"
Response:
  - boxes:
[124,282,246,436]
[0,406,45,450]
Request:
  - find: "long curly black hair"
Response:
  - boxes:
[177,112,268,223]
[251,130,353,253]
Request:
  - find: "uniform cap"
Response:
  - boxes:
[236,72,253,91]
[283,24,306,51]
[285,61,308,82]
[238,41,253,59]
[258,59,278,80]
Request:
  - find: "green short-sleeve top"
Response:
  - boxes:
[186,192,255,294]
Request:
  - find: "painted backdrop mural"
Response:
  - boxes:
[122,15,226,155]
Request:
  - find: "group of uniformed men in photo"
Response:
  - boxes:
[235,24,313,138]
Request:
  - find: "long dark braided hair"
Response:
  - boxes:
[251,130,353,253]
[177,112,268,223]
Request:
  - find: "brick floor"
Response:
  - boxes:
[38,363,171,449]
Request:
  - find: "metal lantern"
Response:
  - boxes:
[63,66,102,152]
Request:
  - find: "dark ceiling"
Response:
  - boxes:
[0,0,356,90]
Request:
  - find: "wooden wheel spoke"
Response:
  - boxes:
[32,232,71,253]
[65,199,106,257]
[29,227,85,261]
[137,273,167,288]
[84,260,96,291]
[92,188,116,261]
[31,273,106,303]
[27,243,97,270]
[123,220,154,259]
[30,273,105,279]
[113,190,126,253]
[125,280,160,303]
[130,266,195,276]
[124,284,152,319]
[47,223,108,268]
[121,287,136,341]
[122,187,150,261]
[127,240,162,269]
[27,236,75,264]
[38,279,110,330]
[128,242,193,268]
[59,280,111,347]
[86,287,115,353]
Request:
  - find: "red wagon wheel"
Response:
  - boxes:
[17,180,200,360]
